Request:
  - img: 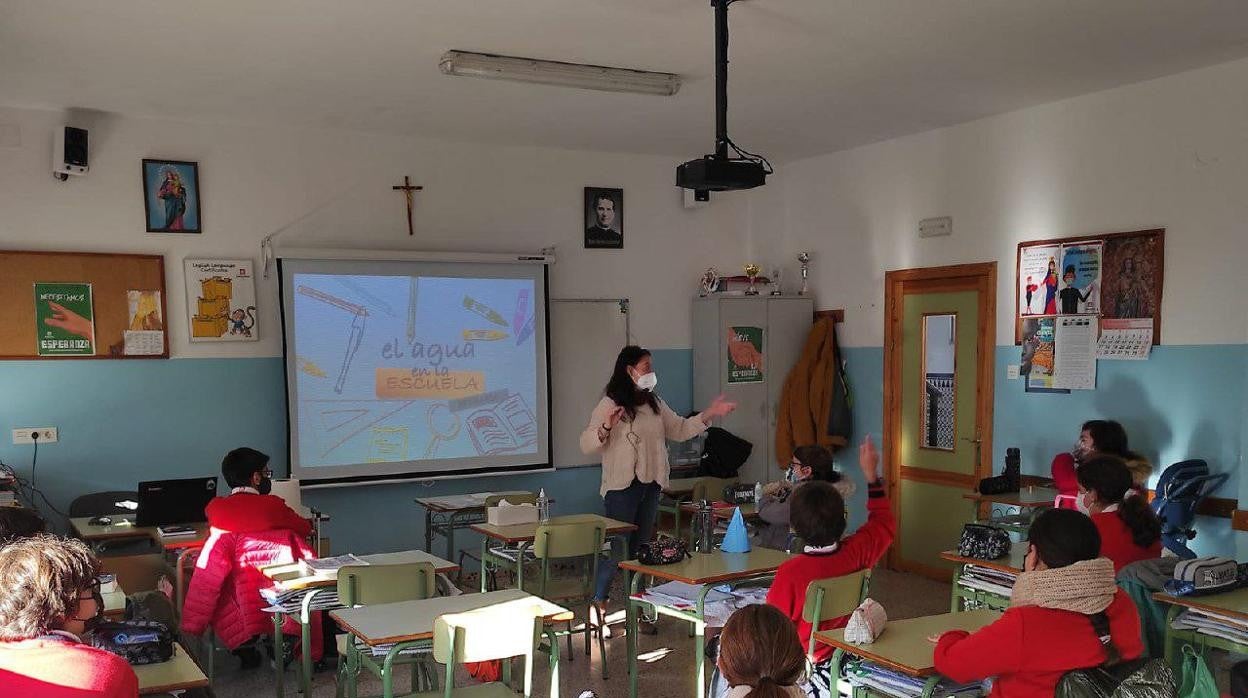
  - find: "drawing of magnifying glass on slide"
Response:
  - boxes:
[424,403,462,458]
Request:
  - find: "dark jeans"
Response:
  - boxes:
[593,478,661,601]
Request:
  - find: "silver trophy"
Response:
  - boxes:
[797,252,811,296]
[769,268,782,295]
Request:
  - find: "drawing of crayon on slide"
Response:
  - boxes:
[298,286,368,394]
[462,329,508,341]
[463,296,508,327]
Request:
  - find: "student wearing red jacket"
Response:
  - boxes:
[207,447,312,538]
[0,535,139,698]
[766,436,895,693]
[934,509,1144,697]
[1076,455,1161,572]
[1051,420,1151,507]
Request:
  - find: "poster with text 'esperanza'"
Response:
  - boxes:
[34,282,95,356]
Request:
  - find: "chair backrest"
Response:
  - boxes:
[1054,494,1079,510]
[485,493,537,507]
[533,520,605,560]
[801,569,871,658]
[337,561,436,607]
[68,491,141,518]
[433,607,545,697]
[691,477,737,502]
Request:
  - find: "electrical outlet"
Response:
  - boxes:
[11,428,57,444]
[1006,364,1021,380]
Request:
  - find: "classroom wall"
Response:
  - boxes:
[748,56,1248,556]
[0,104,725,552]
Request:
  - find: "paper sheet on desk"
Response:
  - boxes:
[649,581,734,603]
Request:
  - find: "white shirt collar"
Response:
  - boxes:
[803,542,839,554]
[46,629,82,643]
[231,486,260,495]
[1102,503,1120,513]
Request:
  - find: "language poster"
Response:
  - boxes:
[1018,244,1061,317]
[1058,242,1102,314]
[34,282,96,356]
[184,259,257,342]
[1020,317,1068,394]
[726,326,764,383]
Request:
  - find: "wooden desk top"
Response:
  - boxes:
[134,642,209,695]
[618,548,792,586]
[1153,588,1248,622]
[962,487,1058,508]
[415,491,533,513]
[71,516,209,549]
[262,549,460,590]
[815,609,1001,677]
[470,515,637,544]
[939,542,1028,575]
[331,589,572,646]
[680,502,759,520]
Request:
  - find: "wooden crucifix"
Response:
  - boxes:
[391,176,423,236]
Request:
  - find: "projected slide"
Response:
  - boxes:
[291,273,539,470]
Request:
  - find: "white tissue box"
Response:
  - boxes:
[487,502,538,526]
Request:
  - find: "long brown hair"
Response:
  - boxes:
[718,605,806,698]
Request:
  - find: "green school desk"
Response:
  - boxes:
[1153,588,1248,667]
[470,514,637,593]
[72,516,211,617]
[962,487,1058,535]
[414,490,533,561]
[261,549,458,698]
[331,588,572,698]
[134,642,210,695]
[815,609,1000,698]
[619,547,792,698]
[939,542,1026,612]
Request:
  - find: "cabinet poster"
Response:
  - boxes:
[726,326,764,384]
[34,282,95,356]
[184,259,258,342]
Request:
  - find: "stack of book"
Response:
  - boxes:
[260,585,342,615]
[958,564,1017,597]
[352,637,431,657]
[1173,607,1248,644]
[847,662,985,697]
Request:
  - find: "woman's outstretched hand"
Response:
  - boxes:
[700,394,737,424]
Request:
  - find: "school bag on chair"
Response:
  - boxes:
[700,426,752,479]
[1055,612,1176,698]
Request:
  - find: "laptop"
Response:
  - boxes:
[135,477,219,527]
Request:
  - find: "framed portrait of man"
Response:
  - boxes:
[584,187,623,249]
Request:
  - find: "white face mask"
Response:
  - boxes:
[634,371,658,392]
[1075,491,1092,515]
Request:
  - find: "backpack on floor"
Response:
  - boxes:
[1055,612,1176,698]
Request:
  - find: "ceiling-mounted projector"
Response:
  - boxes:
[677,0,772,195]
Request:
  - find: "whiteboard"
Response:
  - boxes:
[550,299,629,468]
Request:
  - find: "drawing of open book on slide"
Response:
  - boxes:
[466,393,537,455]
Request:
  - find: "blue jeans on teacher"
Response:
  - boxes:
[593,478,661,601]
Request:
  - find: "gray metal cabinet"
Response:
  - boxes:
[692,295,813,485]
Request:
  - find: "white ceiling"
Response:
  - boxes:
[3,0,1248,162]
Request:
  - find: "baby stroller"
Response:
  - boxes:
[1150,459,1228,559]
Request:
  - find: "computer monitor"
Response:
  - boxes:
[135,477,219,527]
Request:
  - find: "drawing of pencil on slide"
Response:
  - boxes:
[297,285,369,394]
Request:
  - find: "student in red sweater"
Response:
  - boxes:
[207,447,312,537]
[1075,455,1161,572]
[1051,420,1151,507]
[766,436,894,696]
[0,535,139,698]
[934,508,1144,697]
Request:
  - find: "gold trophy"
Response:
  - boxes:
[744,263,761,295]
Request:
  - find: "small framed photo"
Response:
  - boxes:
[142,159,202,233]
[584,187,623,249]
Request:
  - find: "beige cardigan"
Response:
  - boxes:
[580,396,707,497]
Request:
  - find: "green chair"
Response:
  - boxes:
[801,569,871,661]
[428,607,558,698]
[519,515,610,678]
[470,493,539,588]
[335,561,439,698]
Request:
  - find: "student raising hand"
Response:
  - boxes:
[859,435,880,484]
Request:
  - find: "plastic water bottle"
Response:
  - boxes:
[696,500,715,553]
[536,488,550,522]
[754,482,763,503]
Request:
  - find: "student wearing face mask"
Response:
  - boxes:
[1051,420,1152,508]
[0,535,139,698]
[755,445,855,550]
[581,345,737,624]
[933,509,1144,697]
[1075,455,1161,572]
[206,447,312,537]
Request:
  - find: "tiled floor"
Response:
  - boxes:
[195,567,949,697]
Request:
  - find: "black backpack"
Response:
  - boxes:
[1055,612,1176,698]
[700,426,752,478]
[86,619,175,666]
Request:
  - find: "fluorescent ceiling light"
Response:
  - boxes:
[439,50,681,96]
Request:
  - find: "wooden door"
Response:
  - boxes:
[884,263,996,580]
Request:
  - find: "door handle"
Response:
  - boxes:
[962,436,983,469]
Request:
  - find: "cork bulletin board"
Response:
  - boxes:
[0,250,169,359]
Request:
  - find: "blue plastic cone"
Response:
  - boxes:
[719,507,752,553]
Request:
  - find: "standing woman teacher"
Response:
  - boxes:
[581,345,737,615]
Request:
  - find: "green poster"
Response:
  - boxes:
[34,282,95,356]
[727,325,764,383]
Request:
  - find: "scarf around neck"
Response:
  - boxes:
[1010,557,1117,614]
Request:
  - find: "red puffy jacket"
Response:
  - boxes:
[180,528,323,660]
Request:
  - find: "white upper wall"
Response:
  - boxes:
[0,105,749,355]
[752,57,1248,347]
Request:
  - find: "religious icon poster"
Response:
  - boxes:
[143,159,201,234]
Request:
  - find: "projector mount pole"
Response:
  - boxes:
[713,0,729,160]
